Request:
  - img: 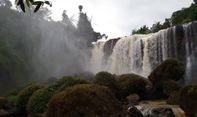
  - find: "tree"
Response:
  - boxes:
[132,25,151,35]
[15,0,52,12]
[151,22,162,33]
[162,18,171,29]
[76,6,100,47]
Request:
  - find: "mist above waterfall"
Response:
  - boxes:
[0,1,102,94]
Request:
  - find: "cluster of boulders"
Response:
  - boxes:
[0,58,196,117]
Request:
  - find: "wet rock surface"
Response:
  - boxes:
[142,107,175,117]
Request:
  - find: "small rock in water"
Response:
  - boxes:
[143,107,175,117]
[127,105,143,117]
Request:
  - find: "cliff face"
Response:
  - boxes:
[90,21,197,83]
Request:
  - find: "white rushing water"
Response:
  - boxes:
[89,21,197,82]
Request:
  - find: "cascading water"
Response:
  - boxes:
[90,21,197,83]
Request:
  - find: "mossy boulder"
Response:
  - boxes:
[126,94,140,105]
[0,97,8,109]
[118,74,150,99]
[27,88,54,114]
[148,58,185,84]
[148,59,185,98]
[16,84,45,114]
[49,76,88,92]
[163,80,181,96]
[179,84,197,117]
[167,91,180,105]
[93,72,119,96]
[47,84,121,117]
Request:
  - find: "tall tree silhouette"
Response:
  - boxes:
[77,5,99,47]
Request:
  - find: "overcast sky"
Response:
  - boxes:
[12,0,194,38]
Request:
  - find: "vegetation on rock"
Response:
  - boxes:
[118,74,150,99]
[132,1,197,34]
[93,72,119,97]
[47,84,121,117]
[179,84,197,117]
[16,84,45,114]
[27,88,54,114]
[49,76,89,92]
[148,59,185,98]
[162,80,181,96]
[0,97,8,109]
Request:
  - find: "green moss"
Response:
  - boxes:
[27,88,54,114]
[167,91,180,105]
[179,84,197,117]
[118,74,150,99]
[47,84,121,117]
[16,84,45,113]
[148,59,185,98]
[6,95,17,105]
[148,59,185,84]
[163,80,181,96]
[93,72,119,97]
[0,97,8,109]
[49,76,89,92]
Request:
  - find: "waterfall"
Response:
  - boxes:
[90,41,106,74]
[90,21,197,82]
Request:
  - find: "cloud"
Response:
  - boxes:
[10,0,194,38]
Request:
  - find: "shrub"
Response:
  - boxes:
[27,88,54,114]
[93,72,119,96]
[16,84,45,114]
[49,76,89,92]
[163,80,181,96]
[148,59,185,98]
[118,74,150,99]
[167,91,180,105]
[179,84,197,117]
[6,95,17,108]
[7,82,37,96]
[47,84,121,117]
[148,58,185,84]
[0,97,8,109]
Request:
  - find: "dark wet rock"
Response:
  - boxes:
[127,106,143,117]
[103,38,120,57]
[143,107,175,117]
[126,94,140,105]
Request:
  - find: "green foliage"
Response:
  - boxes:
[151,22,163,33]
[93,72,119,95]
[16,84,45,113]
[6,95,17,105]
[171,3,197,25]
[27,88,54,114]
[49,76,89,92]
[15,0,52,13]
[148,59,184,98]
[7,82,37,96]
[132,2,197,34]
[117,74,149,99]
[132,25,151,35]
[0,97,8,109]
[148,58,185,84]
[77,11,101,47]
[179,84,197,117]
[162,80,181,96]
[47,84,121,117]
[167,91,180,105]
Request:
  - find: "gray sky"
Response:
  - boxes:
[12,0,194,38]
